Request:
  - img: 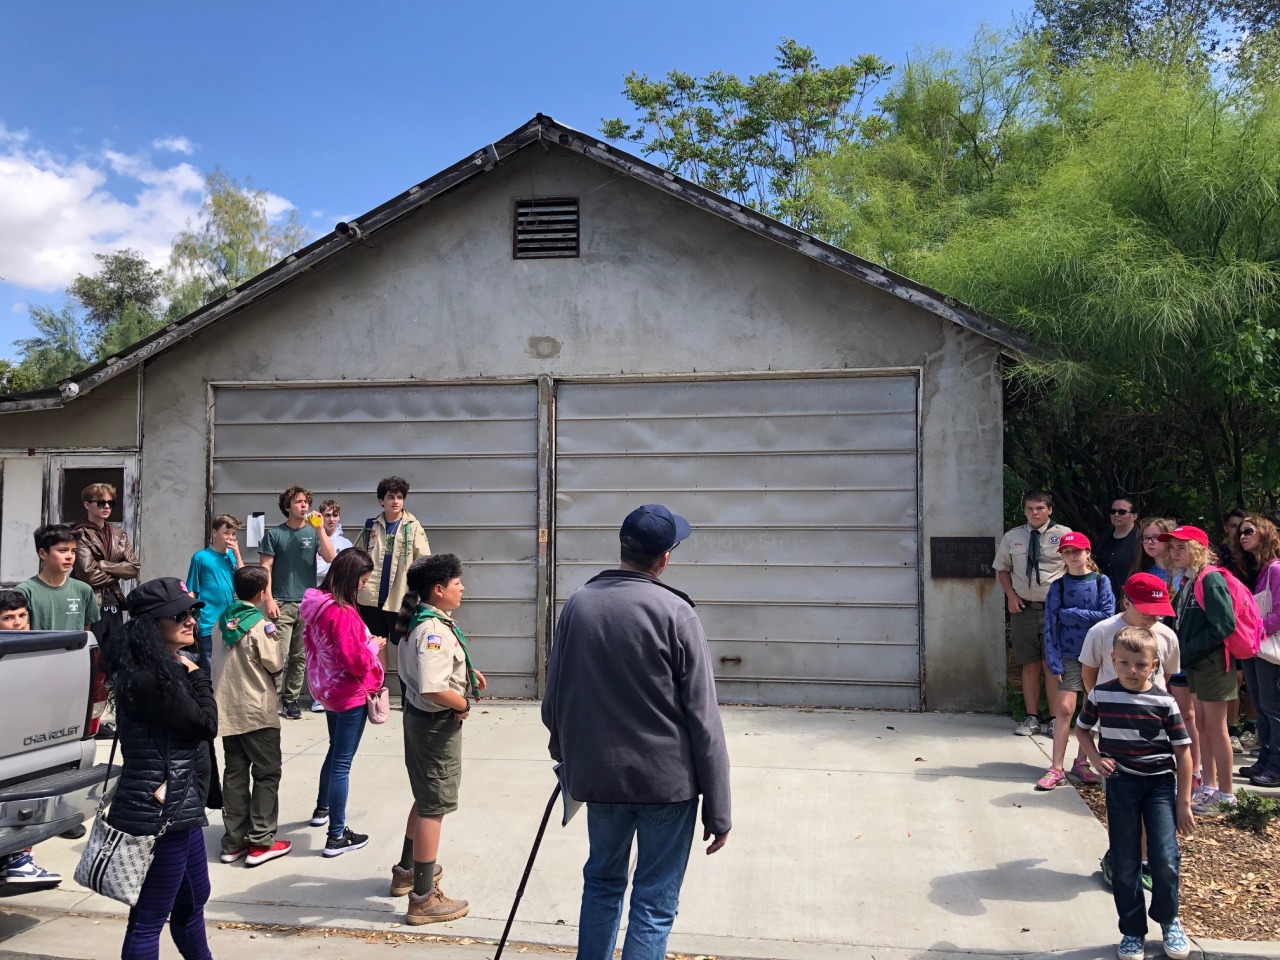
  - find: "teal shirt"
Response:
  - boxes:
[258,522,318,603]
[186,547,238,637]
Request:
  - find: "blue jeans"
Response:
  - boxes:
[1105,771,1180,936]
[317,704,367,838]
[122,827,212,960]
[1242,656,1280,776]
[578,800,698,960]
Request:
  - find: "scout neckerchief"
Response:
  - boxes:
[406,604,480,698]
[1027,526,1042,585]
[218,600,265,647]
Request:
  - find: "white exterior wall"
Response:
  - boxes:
[138,145,1004,711]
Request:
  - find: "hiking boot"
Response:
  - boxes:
[1230,733,1244,754]
[246,840,292,867]
[1044,718,1055,739]
[406,886,470,925]
[1014,716,1041,736]
[283,700,302,720]
[1117,934,1145,960]
[220,847,247,864]
[390,862,444,896]
[1250,770,1280,788]
[1239,728,1260,752]
[1161,919,1190,959]
[1238,763,1261,779]
[309,807,330,827]
[323,826,369,857]
[1069,757,1103,784]
[1035,767,1067,791]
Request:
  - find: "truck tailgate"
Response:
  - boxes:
[0,631,92,761]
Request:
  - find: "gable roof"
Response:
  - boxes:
[0,113,1036,413]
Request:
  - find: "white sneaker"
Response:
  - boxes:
[1014,716,1041,736]
[311,700,325,713]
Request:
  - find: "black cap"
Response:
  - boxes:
[620,504,692,555]
[126,577,204,619]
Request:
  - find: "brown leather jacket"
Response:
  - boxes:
[72,521,140,607]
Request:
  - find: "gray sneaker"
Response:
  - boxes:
[1014,716,1041,736]
[1044,718,1055,739]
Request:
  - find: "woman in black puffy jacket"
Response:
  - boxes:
[103,577,220,960]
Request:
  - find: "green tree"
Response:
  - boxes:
[67,249,164,340]
[11,305,90,390]
[167,169,310,320]
[602,39,892,232]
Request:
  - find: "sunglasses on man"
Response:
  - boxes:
[1109,508,1132,515]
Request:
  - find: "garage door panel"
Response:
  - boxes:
[556,527,917,567]
[556,377,917,419]
[557,452,916,492]
[216,419,532,459]
[557,413,916,457]
[215,383,534,423]
[426,528,537,562]
[709,639,919,683]
[554,376,921,709]
[456,562,539,600]
[558,489,917,528]
[462,636,537,675]
[214,456,536,496]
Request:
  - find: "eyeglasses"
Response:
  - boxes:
[1110,508,1132,515]
[91,500,115,507]
[1239,528,1258,537]
[1141,536,1162,543]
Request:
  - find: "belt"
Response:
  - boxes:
[404,700,454,721]
[1022,601,1045,608]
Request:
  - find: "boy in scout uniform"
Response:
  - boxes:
[994,490,1072,736]
[391,554,486,926]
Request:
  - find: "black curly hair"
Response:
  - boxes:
[102,613,186,712]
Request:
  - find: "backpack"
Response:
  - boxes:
[1193,565,1262,664]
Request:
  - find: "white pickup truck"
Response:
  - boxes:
[0,629,117,891]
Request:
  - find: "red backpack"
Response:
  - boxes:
[1193,565,1262,665]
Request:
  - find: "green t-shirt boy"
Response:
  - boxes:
[18,576,100,631]
[258,522,318,603]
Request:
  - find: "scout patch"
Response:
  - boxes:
[426,634,443,649]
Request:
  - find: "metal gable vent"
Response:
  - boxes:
[514,197,579,259]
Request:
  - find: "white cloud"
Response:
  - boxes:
[10,301,25,314]
[152,135,195,155]
[0,123,296,293]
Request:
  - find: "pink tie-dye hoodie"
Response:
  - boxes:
[300,588,384,712]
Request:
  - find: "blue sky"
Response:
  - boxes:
[0,0,1029,360]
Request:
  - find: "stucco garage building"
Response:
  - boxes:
[0,115,1028,711]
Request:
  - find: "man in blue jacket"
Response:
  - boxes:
[543,504,731,960]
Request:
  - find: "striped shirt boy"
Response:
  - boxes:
[1076,678,1191,776]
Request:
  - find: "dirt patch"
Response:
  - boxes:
[1073,782,1280,941]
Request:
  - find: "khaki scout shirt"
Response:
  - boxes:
[399,604,468,714]
[212,619,286,737]
[993,521,1072,603]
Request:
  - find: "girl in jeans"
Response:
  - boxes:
[301,548,385,856]
[1230,515,1280,788]
[104,578,220,960]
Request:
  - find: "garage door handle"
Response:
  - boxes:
[720,656,742,665]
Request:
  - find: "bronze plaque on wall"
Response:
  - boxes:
[930,537,996,578]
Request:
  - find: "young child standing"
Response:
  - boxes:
[391,554,486,925]
[188,514,243,673]
[1038,532,1115,790]
[1076,627,1194,960]
[212,564,289,867]
[0,590,63,890]
[17,525,100,632]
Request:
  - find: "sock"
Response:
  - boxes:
[413,860,436,897]
[1229,724,1242,736]
[398,837,414,871]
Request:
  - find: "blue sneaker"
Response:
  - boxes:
[1162,919,1190,959]
[4,850,61,887]
[1117,934,1144,960]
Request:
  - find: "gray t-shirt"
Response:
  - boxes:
[258,522,318,603]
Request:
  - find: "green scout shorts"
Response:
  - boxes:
[1010,603,1046,666]
[403,702,464,816]
[1186,648,1238,702]
[1058,657,1085,693]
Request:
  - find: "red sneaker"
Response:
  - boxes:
[246,840,292,867]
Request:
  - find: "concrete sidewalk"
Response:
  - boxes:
[0,705,1269,959]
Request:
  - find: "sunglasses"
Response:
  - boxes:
[1239,527,1258,537]
[166,611,197,625]
[1109,508,1132,515]
[91,499,115,507]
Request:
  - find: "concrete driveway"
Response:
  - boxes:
[5,704,1124,959]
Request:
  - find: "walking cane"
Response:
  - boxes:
[493,782,562,960]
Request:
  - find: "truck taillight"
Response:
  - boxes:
[85,646,110,738]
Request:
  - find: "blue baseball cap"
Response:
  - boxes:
[620,504,691,555]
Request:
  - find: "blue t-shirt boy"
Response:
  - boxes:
[187,547,239,638]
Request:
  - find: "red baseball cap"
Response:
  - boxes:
[1123,572,1176,617]
[1058,532,1091,551]
[1158,525,1210,547]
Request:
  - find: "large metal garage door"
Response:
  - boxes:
[554,377,920,709]
[212,382,540,697]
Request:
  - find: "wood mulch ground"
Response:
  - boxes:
[1074,782,1280,941]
